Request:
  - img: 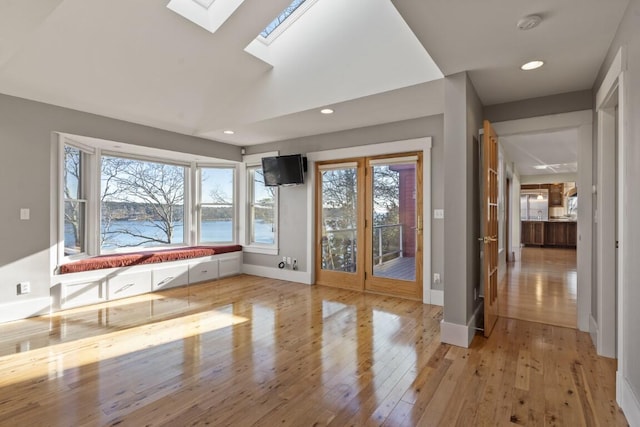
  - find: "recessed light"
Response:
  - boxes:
[223,130,235,135]
[320,108,334,115]
[521,60,544,71]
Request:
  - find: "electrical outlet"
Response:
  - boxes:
[286,257,292,265]
[283,256,287,263]
[17,282,31,295]
[433,273,441,284]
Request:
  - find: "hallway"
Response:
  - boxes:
[499,247,577,329]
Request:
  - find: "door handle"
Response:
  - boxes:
[478,236,497,243]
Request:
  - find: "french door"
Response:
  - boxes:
[315,153,423,300]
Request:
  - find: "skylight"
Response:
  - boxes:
[260,0,307,39]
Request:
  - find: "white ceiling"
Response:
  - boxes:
[0,0,630,149]
[500,129,579,176]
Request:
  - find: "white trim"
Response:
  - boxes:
[441,302,482,348]
[242,264,312,284]
[305,137,433,303]
[595,46,625,363]
[596,48,624,110]
[430,289,443,306]
[0,298,50,324]
[616,71,626,369]
[440,320,470,348]
[618,372,640,426]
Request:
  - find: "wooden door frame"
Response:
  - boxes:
[305,138,433,303]
[364,152,424,301]
[313,151,425,301]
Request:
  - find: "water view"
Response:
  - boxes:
[65,220,274,251]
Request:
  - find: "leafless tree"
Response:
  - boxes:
[101,157,185,247]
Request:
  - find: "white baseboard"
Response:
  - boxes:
[429,289,443,306]
[440,320,471,348]
[440,303,482,348]
[618,371,640,427]
[0,297,50,324]
[242,264,313,285]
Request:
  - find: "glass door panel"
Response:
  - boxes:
[315,160,364,291]
[320,167,358,273]
[370,161,416,281]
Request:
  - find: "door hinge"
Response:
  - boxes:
[364,272,367,279]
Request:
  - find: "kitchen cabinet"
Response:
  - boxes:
[545,222,568,246]
[522,221,576,247]
[521,221,545,246]
[567,222,577,246]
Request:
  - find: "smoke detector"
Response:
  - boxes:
[517,15,542,31]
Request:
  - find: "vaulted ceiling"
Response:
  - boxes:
[0,0,630,149]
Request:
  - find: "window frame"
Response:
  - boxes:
[241,153,279,255]
[60,143,93,261]
[56,134,243,267]
[197,165,237,245]
[98,152,191,254]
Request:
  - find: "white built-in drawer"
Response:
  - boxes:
[189,259,219,284]
[62,280,106,309]
[153,264,189,290]
[219,253,242,278]
[107,270,152,300]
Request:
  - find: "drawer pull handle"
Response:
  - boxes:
[157,276,175,287]
[116,283,134,293]
[201,270,208,273]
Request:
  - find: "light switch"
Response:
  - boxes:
[20,208,30,220]
[433,209,444,219]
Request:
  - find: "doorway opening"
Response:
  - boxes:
[496,118,589,330]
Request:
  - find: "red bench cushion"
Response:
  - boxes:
[59,245,242,274]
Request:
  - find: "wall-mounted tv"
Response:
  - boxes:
[261,154,307,186]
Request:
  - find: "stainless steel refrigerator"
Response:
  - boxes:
[520,189,549,220]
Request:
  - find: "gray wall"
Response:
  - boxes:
[0,93,240,309]
[593,0,640,404]
[484,90,593,123]
[244,115,446,291]
[443,72,483,327]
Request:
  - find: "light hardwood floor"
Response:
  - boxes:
[499,247,577,329]
[0,274,627,426]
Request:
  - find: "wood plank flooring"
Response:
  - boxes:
[499,247,577,329]
[0,274,627,426]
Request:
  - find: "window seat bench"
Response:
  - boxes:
[52,245,243,311]
[59,245,242,274]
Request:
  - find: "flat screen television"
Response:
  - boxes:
[261,154,306,186]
